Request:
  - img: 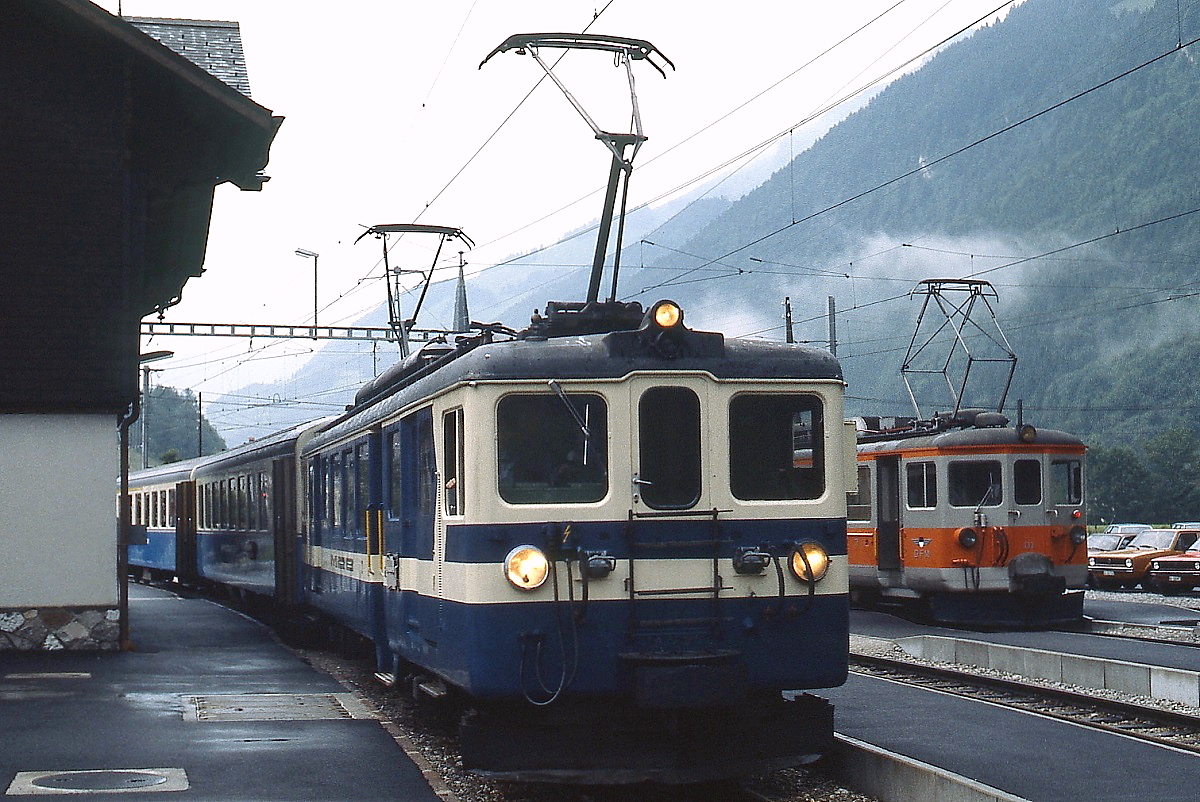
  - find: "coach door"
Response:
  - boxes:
[876,456,902,570]
[398,408,439,647]
[272,458,297,604]
[175,481,197,583]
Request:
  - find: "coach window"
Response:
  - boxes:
[330,453,343,529]
[640,387,701,509]
[356,443,369,526]
[848,465,873,520]
[260,472,272,531]
[730,393,824,501]
[1014,459,1041,505]
[308,461,322,541]
[1050,458,1082,505]
[416,416,436,517]
[443,409,465,516]
[248,474,259,530]
[949,460,1003,507]
[906,461,937,509]
[342,451,354,530]
[386,429,402,517]
[497,393,608,504]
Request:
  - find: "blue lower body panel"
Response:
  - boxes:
[391,592,848,700]
[196,530,275,596]
[128,529,176,574]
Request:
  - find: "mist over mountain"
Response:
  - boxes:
[211,0,1200,453]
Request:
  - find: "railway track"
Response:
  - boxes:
[851,652,1200,754]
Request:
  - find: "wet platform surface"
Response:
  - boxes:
[0,584,441,801]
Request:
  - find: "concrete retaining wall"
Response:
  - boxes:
[830,735,1029,802]
[895,635,1200,706]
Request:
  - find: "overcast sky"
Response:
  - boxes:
[93,0,1019,395]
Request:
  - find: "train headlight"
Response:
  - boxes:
[1068,526,1087,545]
[1017,424,1037,443]
[652,300,682,329]
[956,527,979,549]
[789,542,829,582]
[505,546,549,590]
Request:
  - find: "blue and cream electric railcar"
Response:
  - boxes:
[299,299,852,781]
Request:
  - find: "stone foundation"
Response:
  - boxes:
[0,606,121,651]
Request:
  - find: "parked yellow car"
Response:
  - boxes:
[1088,528,1200,589]
[1145,540,1200,593]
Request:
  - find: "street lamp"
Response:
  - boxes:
[295,248,319,339]
[138,350,174,469]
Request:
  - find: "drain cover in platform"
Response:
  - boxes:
[184,692,376,722]
[6,768,188,795]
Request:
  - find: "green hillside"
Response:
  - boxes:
[632,0,1200,447]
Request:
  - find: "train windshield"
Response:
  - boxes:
[497,393,608,504]
[729,393,824,501]
[948,460,1003,507]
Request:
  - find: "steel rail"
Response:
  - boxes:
[851,652,1200,754]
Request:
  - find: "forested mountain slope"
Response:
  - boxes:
[625,0,1200,452]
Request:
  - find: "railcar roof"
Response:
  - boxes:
[127,456,206,486]
[857,425,1085,454]
[308,332,841,453]
[192,417,331,474]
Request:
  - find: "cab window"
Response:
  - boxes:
[730,393,824,500]
[848,465,873,521]
[906,461,937,509]
[497,393,608,504]
[443,408,465,516]
[1015,459,1041,505]
[1050,459,1082,505]
[640,387,701,509]
[949,460,1003,507]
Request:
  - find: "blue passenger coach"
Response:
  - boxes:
[127,459,201,582]
[299,299,853,780]
[192,421,324,603]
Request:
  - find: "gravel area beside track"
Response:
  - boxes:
[300,646,876,802]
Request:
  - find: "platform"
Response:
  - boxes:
[0,584,443,801]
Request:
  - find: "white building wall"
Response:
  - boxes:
[0,414,119,648]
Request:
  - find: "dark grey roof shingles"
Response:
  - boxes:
[125,16,253,98]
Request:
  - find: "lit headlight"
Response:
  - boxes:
[790,542,829,582]
[652,300,682,328]
[505,546,549,590]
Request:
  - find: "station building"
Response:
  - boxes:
[0,0,281,650]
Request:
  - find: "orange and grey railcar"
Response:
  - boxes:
[846,410,1087,626]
